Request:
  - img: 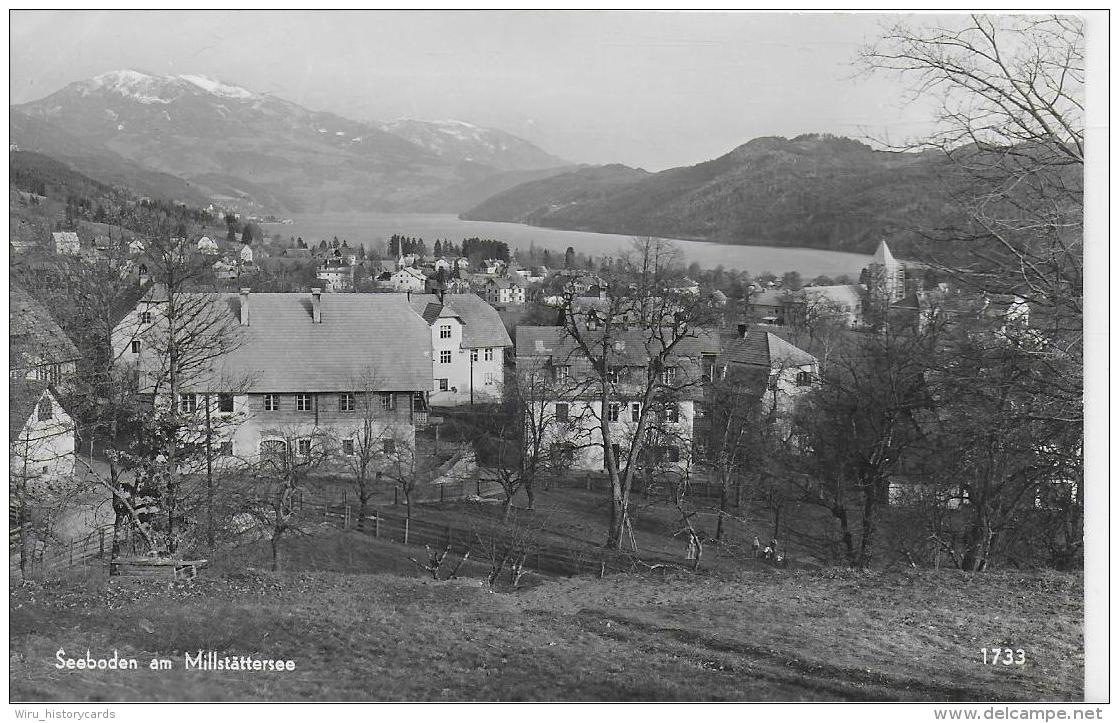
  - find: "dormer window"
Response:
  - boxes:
[140,311,152,324]
[796,371,814,386]
[439,324,452,339]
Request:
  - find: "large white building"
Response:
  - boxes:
[408,293,512,406]
[111,287,434,467]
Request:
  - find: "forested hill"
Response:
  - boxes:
[461,134,964,256]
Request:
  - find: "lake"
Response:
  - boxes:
[264,212,871,278]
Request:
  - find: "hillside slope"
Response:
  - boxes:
[463,135,963,255]
[9,552,1082,702]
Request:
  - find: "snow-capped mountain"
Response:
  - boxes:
[10,70,570,213]
[375,118,567,171]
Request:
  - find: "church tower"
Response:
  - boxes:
[864,240,905,303]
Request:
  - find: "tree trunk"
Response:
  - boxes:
[271,535,281,571]
[857,482,878,569]
[715,473,729,542]
[501,495,512,522]
[832,504,856,566]
[525,479,536,510]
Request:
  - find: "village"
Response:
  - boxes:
[8,10,1091,706]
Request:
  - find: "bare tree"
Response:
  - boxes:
[554,237,720,550]
[470,359,572,520]
[863,16,1084,569]
[238,427,331,571]
[338,369,398,529]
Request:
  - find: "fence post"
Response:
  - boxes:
[374,509,380,538]
[99,529,105,558]
[404,518,410,545]
[69,540,74,565]
[440,485,444,503]
[476,477,481,496]
[344,504,351,529]
[394,487,399,506]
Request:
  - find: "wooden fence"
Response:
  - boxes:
[9,524,116,579]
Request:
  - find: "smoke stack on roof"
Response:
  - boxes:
[239,288,250,326]
[311,288,322,323]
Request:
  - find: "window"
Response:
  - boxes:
[701,353,717,382]
[661,367,678,385]
[484,348,494,361]
[607,402,620,422]
[218,441,233,456]
[555,403,569,422]
[663,402,680,423]
[179,394,197,413]
[630,402,641,422]
[339,393,355,412]
[296,394,313,412]
[140,311,152,324]
[440,350,452,364]
[49,364,62,384]
[553,365,571,382]
[796,371,814,386]
[381,392,395,411]
[439,324,452,339]
[131,340,141,354]
[297,438,312,456]
[342,439,355,455]
[607,366,622,384]
[218,394,234,413]
[383,439,396,455]
[263,394,278,412]
[37,397,53,421]
[484,372,497,386]
[470,349,478,362]
[438,379,449,391]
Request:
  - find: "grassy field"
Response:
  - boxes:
[10,530,1083,702]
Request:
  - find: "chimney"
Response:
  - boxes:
[311,288,322,323]
[737,323,748,338]
[239,288,251,326]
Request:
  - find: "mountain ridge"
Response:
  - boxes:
[11,70,573,214]
[461,134,962,255]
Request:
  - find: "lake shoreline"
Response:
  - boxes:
[264,212,872,277]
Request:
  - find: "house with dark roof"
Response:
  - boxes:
[9,285,81,386]
[515,324,721,472]
[112,288,434,465]
[483,275,526,305]
[408,293,512,406]
[717,326,820,416]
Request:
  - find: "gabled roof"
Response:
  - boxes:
[721,331,817,369]
[130,293,433,393]
[407,293,512,349]
[516,326,721,364]
[9,285,81,370]
[803,284,864,308]
[8,380,62,442]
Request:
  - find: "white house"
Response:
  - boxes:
[433,257,452,273]
[514,326,719,472]
[9,382,77,486]
[388,267,426,293]
[197,236,219,255]
[317,260,355,291]
[52,232,81,256]
[409,293,512,406]
[484,276,526,305]
[239,244,254,265]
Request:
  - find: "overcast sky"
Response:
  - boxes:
[10,11,955,170]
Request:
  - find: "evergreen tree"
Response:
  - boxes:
[564,246,575,269]
[434,239,442,257]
